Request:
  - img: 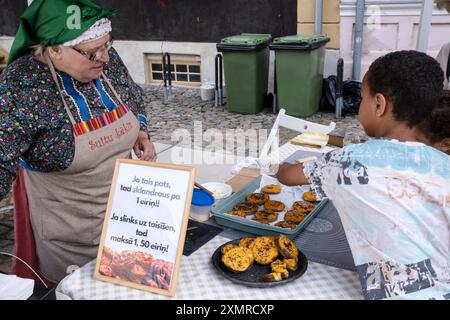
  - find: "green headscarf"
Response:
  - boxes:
[7,0,116,65]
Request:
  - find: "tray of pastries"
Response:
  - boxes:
[211,175,327,239]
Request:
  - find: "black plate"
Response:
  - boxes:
[211,238,308,288]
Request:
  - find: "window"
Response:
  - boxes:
[147,54,201,87]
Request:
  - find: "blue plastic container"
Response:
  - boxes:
[190,188,215,221]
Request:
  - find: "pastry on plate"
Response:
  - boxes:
[274,220,298,230]
[251,236,279,265]
[283,257,298,271]
[302,191,318,202]
[254,210,279,222]
[246,193,269,205]
[292,200,315,213]
[234,202,259,215]
[239,237,255,249]
[270,259,289,279]
[284,210,308,224]
[261,184,281,194]
[221,243,237,255]
[275,234,299,259]
[251,217,271,224]
[226,210,247,218]
[221,246,254,272]
[262,272,283,282]
[263,200,286,212]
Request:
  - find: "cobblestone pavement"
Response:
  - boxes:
[0,85,365,274]
[0,193,14,274]
[143,85,366,153]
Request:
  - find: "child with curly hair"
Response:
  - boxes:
[277,51,449,300]
[416,94,450,155]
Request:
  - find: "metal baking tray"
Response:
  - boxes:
[211,176,328,239]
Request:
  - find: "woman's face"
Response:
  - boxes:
[59,34,111,82]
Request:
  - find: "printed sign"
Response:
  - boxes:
[94,159,196,297]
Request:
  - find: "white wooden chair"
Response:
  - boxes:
[259,108,336,164]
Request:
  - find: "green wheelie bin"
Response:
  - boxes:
[217,33,272,114]
[270,35,330,117]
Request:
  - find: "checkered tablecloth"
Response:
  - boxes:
[56,235,363,300]
[56,143,359,300]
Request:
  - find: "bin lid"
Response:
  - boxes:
[192,188,215,206]
[221,33,272,45]
[217,33,272,52]
[269,34,330,51]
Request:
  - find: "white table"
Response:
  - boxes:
[56,142,363,300]
[156,146,246,183]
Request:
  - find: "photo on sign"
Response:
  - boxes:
[94,159,196,297]
[98,247,174,290]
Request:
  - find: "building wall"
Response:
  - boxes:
[111,40,341,88]
[113,41,217,84]
[0,0,299,91]
[297,0,341,49]
[0,0,339,88]
[0,0,27,37]
[2,1,449,89]
[340,1,450,80]
[96,0,297,42]
[97,0,297,91]
[296,0,341,86]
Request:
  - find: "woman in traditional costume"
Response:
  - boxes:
[0,0,156,285]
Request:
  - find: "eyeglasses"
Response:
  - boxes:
[71,37,114,61]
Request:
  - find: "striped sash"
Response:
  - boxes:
[60,73,130,137]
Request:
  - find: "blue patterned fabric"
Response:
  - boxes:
[304,139,450,300]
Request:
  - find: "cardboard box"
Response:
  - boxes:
[298,0,340,24]
[297,22,340,49]
[225,167,260,192]
[328,128,345,148]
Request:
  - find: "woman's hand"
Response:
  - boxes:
[276,162,308,186]
[134,131,157,162]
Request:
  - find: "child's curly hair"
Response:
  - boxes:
[418,93,450,145]
[436,0,450,13]
[366,51,444,127]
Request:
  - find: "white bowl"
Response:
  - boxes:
[202,182,233,200]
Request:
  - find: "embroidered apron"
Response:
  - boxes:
[23,54,140,282]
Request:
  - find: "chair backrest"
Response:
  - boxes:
[278,110,336,133]
[259,109,336,161]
